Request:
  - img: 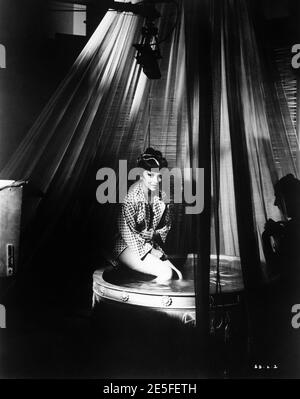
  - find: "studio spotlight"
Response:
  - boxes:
[110,1,179,79]
[133,20,162,79]
[133,44,161,79]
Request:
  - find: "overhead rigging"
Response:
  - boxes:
[110,1,179,79]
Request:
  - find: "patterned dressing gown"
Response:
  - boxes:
[111,180,171,262]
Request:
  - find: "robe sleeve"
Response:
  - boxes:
[155,203,172,243]
[122,200,153,242]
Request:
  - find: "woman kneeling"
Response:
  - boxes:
[112,148,182,283]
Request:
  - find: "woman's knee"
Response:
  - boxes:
[118,249,173,281]
[118,248,143,271]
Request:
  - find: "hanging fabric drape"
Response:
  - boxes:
[183,0,212,365]
[209,0,298,286]
[0,2,193,267]
[1,0,298,344]
[208,0,299,360]
[249,6,300,176]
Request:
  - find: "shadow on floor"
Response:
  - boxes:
[1,266,297,379]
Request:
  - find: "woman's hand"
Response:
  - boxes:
[141,228,154,242]
[150,248,164,259]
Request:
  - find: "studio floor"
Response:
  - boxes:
[0,264,297,379]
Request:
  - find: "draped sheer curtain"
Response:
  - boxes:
[0,2,194,267]
[210,0,298,284]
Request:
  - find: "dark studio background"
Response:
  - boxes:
[0,0,300,380]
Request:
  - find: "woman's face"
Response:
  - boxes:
[142,170,161,192]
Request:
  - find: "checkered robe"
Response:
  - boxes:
[111,180,171,262]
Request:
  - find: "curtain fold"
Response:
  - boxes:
[1,1,298,359]
[209,0,297,284]
[183,0,212,363]
[0,2,195,267]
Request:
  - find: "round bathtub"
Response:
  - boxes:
[92,254,244,327]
